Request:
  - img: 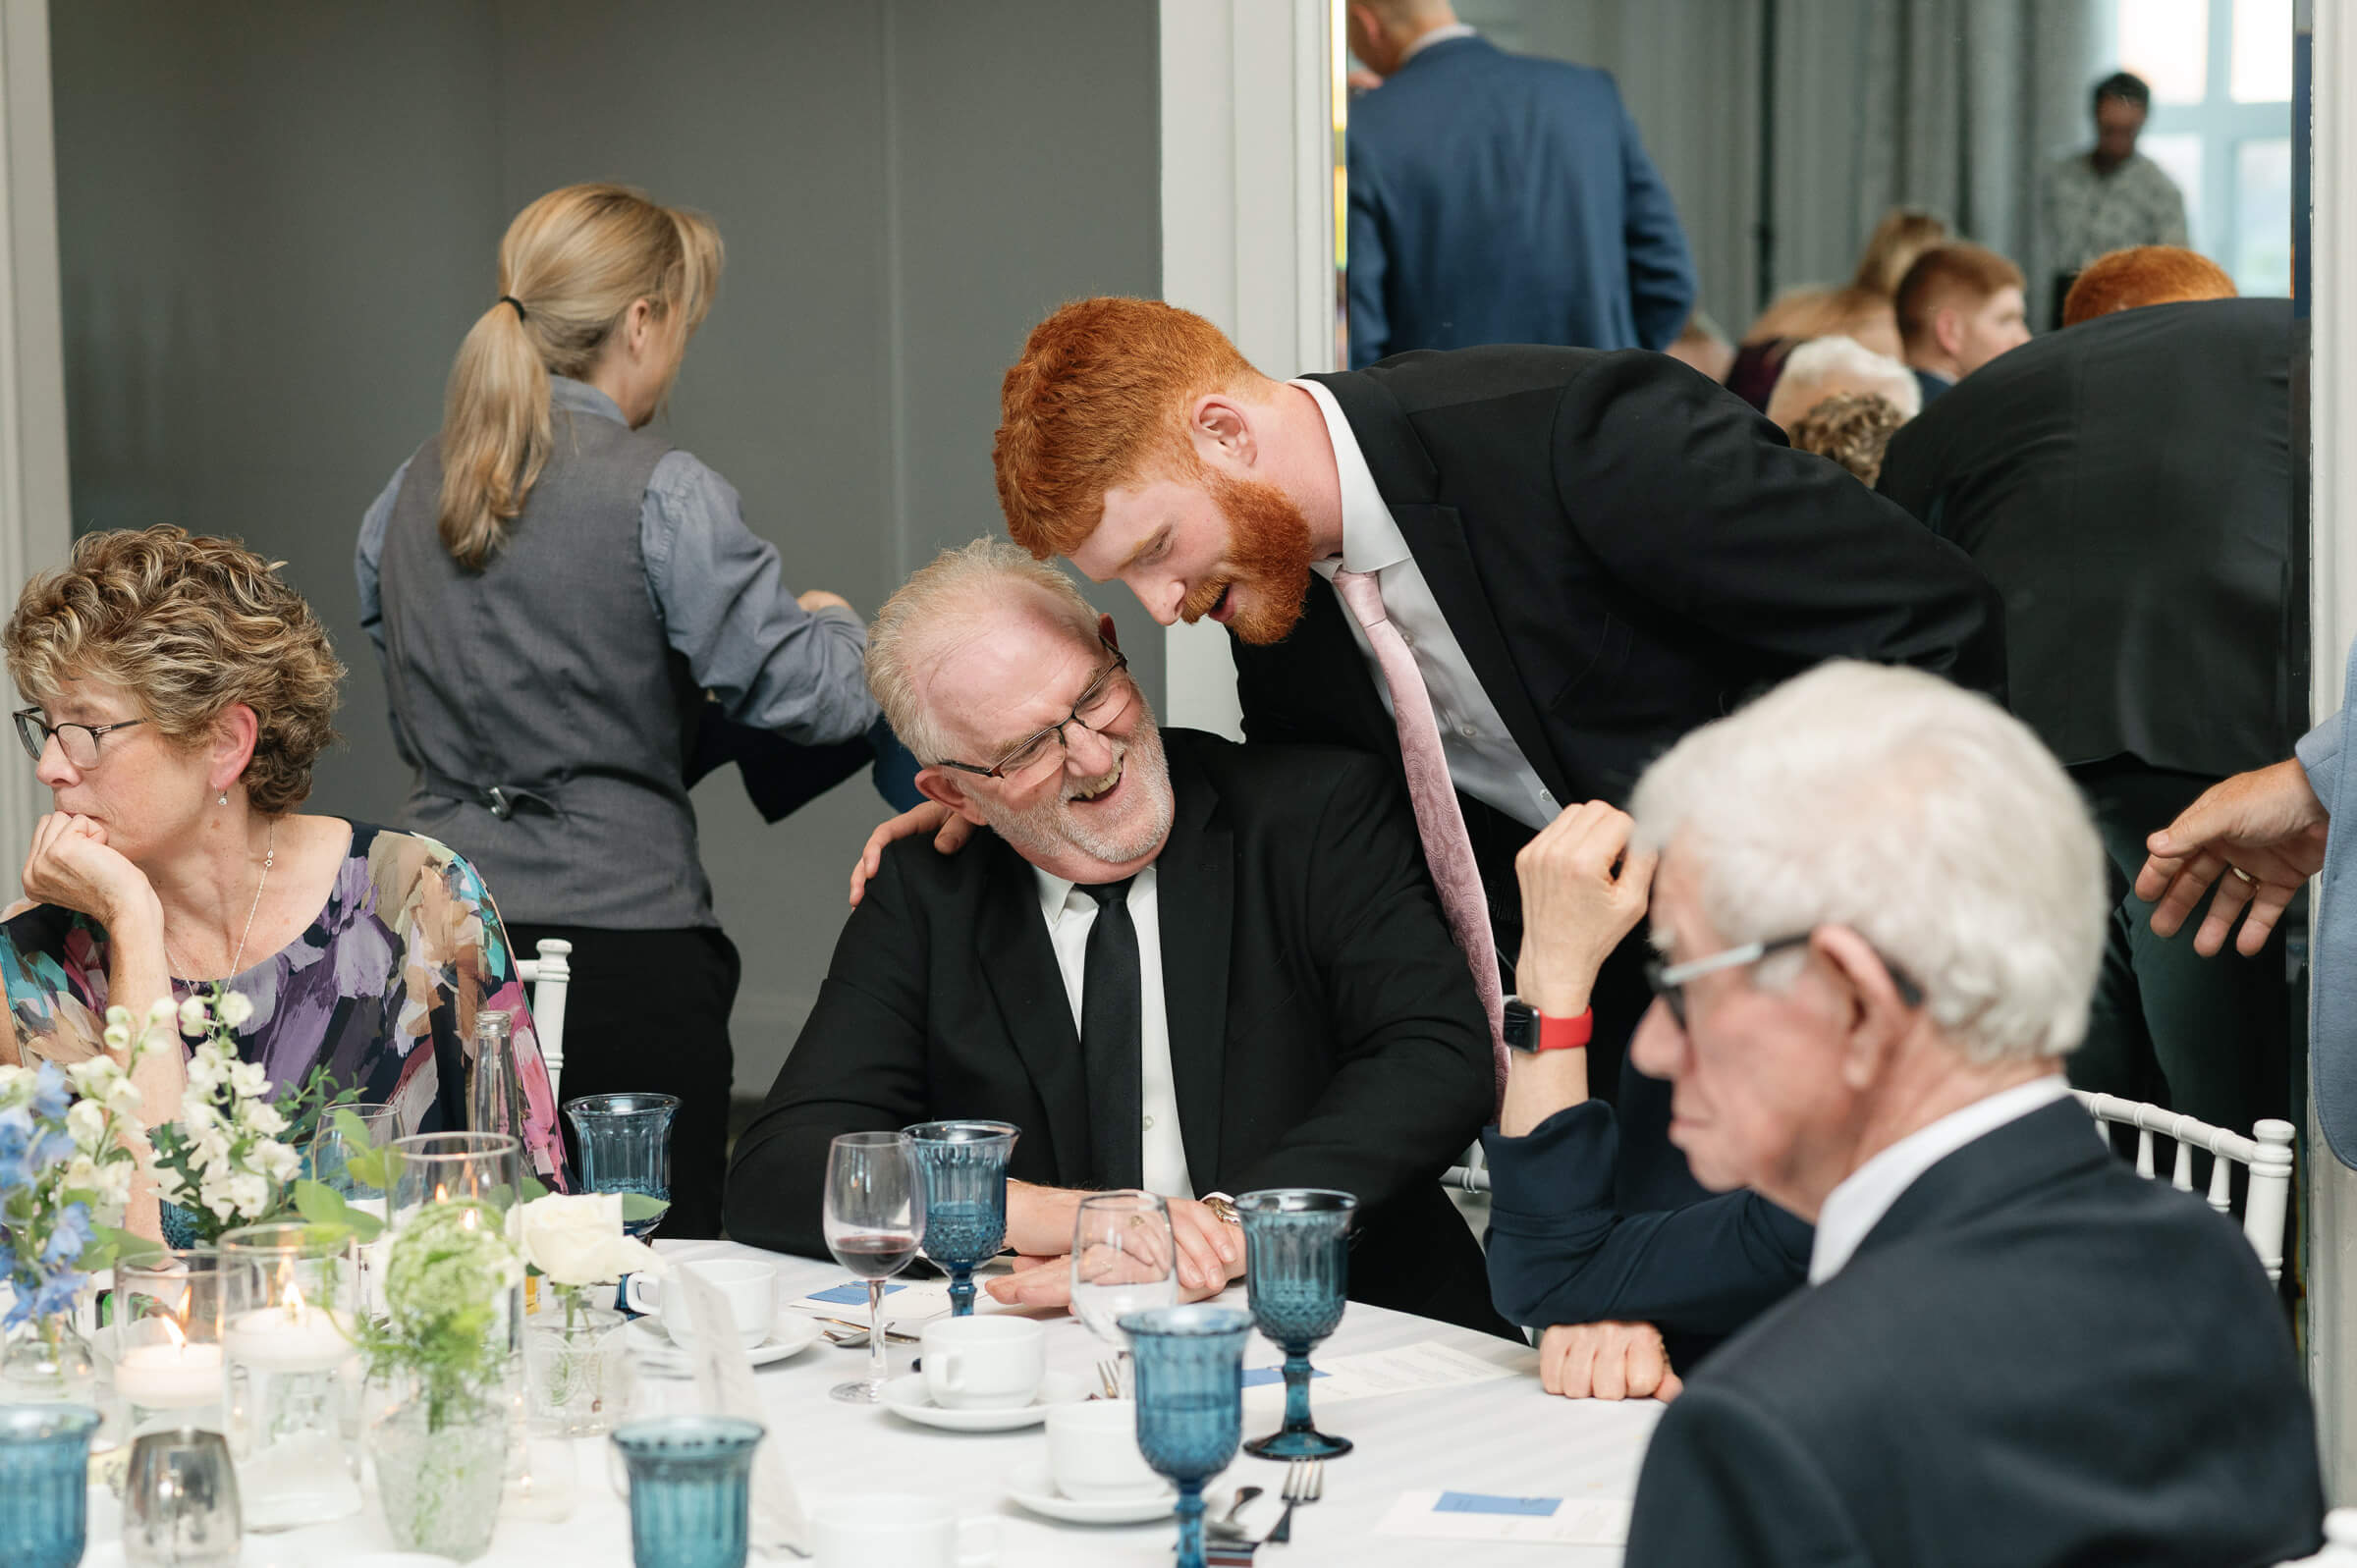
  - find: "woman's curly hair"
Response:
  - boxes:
[4,528,344,815]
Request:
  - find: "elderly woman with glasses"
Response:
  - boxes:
[0,527,566,1237]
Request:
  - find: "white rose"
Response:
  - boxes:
[178,996,211,1038]
[516,1193,665,1286]
[217,991,254,1029]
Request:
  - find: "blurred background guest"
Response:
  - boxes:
[1787,392,1909,487]
[1892,243,2033,403]
[2045,72,2190,331]
[1343,0,1694,365]
[1729,207,1949,410]
[0,527,567,1240]
[2062,243,2237,327]
[1762,334,1921,434]
[358,183,878,1237]
[1879,293,2295,1140]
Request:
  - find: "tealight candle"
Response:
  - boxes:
[223,1307,355,1374]
[115,1340,225,1410]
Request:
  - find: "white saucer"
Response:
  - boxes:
[625,1314,820,1368]
[1007,1461,1176,1524]
[879,1370,1090,1431]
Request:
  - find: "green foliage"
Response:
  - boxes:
[355,1200,521,1434]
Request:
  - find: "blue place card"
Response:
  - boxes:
[807,1280,908,1306]
[1435,1492,1562,1518]
[1239,1366,1331,1387]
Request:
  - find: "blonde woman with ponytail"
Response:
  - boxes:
[357,184,877,1237]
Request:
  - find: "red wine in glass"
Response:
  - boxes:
[830,1231,921,1277]
[822,1131,926,1403]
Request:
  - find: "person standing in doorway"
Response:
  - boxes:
[2043,72,2190,330]
[358,184,877,1236]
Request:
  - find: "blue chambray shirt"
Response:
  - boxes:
[356,377,878,764]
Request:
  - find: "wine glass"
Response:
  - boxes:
[902,1120,1018,1317]
[1237,1188,1356,1459]
[1122,1304,1253,1568]
[1069,1191,1177,1396]
[565,1093,679,1240]
[822,1131,927,1404]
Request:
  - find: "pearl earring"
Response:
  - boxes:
[217,791,228,806]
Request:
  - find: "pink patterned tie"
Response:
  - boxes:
[1330,569,1508,1102]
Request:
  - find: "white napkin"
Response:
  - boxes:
[672,1264,809,1555]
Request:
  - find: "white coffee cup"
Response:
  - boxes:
[810,1492,998,1568]
[1045,1397,1165,1500]
[919,1316,1044,1410]
[623,1259,777,1349]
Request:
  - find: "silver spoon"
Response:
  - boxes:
[1206,1485,1264,1540]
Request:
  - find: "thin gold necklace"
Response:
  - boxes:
[172,820,275,982]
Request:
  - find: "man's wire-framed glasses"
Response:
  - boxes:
[14,709,146,770]
[1643,931,1925,1029]
[933,640,1134,784]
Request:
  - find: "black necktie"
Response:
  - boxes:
[1078,877,1143,1190]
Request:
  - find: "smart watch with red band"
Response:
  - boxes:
[1502,996,1594,1054]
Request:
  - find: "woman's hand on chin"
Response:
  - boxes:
[22,812,160,934]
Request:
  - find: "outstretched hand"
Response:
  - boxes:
[2135,759,2329,956]
[847,800,976,906]
[1512,801,1657,1016]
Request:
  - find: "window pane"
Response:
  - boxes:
[2116,0,2211,104]
[2235,136,2292,294]
[2231,0,2291,101]
[2141,132,2207,236]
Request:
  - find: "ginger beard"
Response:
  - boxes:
[1175,468,1316,645]
[969,705,1176,870]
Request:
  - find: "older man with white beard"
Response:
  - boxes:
[1505,661,2321,1564]
[724,540,1502,1330]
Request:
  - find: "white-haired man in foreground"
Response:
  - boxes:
[1516,662,2322,1564]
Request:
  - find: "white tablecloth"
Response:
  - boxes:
[89,1238,1661,1567]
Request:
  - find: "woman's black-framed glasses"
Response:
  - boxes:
[933,641,1134,785]
[14,709,146,770]
[1643,930,1925,1029]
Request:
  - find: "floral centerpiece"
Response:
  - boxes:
[516,1192,661,1435]
[357,1198,520,1561]
[0,1002,163,1397]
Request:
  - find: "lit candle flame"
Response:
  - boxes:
[158,1315,187,1355]
[434,1181,450,1204]
[285,1274,308,1327]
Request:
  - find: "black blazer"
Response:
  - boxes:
[1233,346,2003,1201]
[723,730,1503,1331]
[1623,1099,2325,1567]
[1878,298,2297,778]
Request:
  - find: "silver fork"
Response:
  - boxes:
[1268,1457,1323,1543]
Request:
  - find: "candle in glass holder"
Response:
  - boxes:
[116,1330,225,1410]
[222,1282,354,1375]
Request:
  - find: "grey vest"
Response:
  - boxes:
[378,408,712,929]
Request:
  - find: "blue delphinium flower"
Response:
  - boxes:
[0,1104,31,1190]
[27,1061,69,1122]
[40,1202,89,1266]
[25,1125,75,1174]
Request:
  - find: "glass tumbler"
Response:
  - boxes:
[1121,1305,1253,1568]
[903,1120,1019,1317]
[1237,1188,1357,1460]
[611,1414,766,1568]
[219,1222,363,1532]
[566,1093,680,1240]
[0,1403,101,1568]
[113,1249,226,1434]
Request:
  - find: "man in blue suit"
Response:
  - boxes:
[1344,0,1696,367]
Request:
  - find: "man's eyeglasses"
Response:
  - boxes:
[1643,930,1925,1030]
[14,709,146,771]
[933,641,1135,787]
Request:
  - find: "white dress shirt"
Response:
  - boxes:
[1807,1075,2080,1284]
[1399,22,1477,62]
[1290,378,1562,833]
[1032,863,1195,1201]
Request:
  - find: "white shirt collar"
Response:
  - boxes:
[1035,862,1156,927]
[1807,1075,2076,1284]
[1288,378,1409,575]
[1400,22,1477,62]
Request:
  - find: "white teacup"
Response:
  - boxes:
[919,1316,1044,1411]
[810,1492,998,1568]
[1045,1397,1164,1500]
[623,1259,777,1349]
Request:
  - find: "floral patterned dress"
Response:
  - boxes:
[0,822,567,1185]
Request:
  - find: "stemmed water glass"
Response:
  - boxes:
[902,1120,1018,1317]
[822,1132,927,1404]
[1123,1304,1253,1568]
[1070,1191,1177,1397]
[1237,1188,1357,1460]
[566,1093,679,1240]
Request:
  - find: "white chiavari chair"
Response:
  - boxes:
[514,937,574,1106]
[2072,1090,2295,1283]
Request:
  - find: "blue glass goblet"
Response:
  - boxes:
[0,1403,102,1568]
[567,1093,679,1239]
[902,1120,1018,1317]
[611,1414,765,1568]
[1237,1188,1357,1460]
[1121,1305,1252,1568]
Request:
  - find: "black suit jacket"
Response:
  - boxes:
[723,730,1503,1330]
[1879,298,2296,777]
[1233,346,2002,1207]
[1624,1099,2324,1567]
